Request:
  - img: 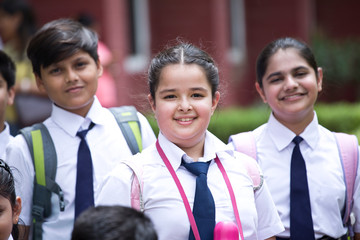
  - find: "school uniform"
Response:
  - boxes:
[5,97,156,240]
[96,130,284,240]
[0,122,13,159]
[229,112,360,239]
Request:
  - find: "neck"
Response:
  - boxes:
[274,110,314,135]
[178,138,205,162]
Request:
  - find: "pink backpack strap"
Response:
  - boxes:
[334,132,359,228]
[123,158,144,212]
[229,132,262,190]
[228,131,257,160]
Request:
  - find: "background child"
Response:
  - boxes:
[96,42,284,240]
[0,50,15,159]
[0,158,22,240]
[71,205,158,240]
[5,18,156,240]
[229,37,360,239]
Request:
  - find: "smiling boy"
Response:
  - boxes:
[5,18,156,240]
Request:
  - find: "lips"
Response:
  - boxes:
[280,92,306,101]
[175,117,197,123]
[66,85,83,93]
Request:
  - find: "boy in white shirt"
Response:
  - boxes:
[6,18,156,240]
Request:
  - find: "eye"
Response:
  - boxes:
[49,67,61,75]
[269,77,282,84]
[192,93,204,98]
[75,61,87,69]
[163,94,176,99]
[294,71,308,78]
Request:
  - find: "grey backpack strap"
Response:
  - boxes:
[20,123,64,240]
[109,106,142,154]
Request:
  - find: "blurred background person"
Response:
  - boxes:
[0,0,51,135]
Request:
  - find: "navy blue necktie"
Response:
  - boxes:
[75,122,95,219]
[290,136,315,240]
[182,160,215,240]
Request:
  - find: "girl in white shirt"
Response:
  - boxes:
[229,37,360,240]
[97,42,284,240]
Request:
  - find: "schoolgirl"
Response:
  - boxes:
[96,42,284,240]
[229,37,360,240]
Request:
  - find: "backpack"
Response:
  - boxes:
[124,146,263,212]
[228,131,359,237]
[20,105,143,240]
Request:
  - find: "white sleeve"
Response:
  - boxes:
[137,112,156,149]
[255,180,285,239]
[5,135,35,226]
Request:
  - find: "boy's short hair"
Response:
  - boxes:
[27,18,99,77]
[71,206,158,240]
[0,50,16,89]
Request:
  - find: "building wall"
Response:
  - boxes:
[25,0,360,109]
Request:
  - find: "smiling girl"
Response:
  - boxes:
[229,37,360,240]
[96,42,284,240]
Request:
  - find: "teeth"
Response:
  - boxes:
[178,118,192,122]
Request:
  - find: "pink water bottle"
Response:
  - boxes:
[214,221,239,240]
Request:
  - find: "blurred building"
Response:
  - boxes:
[27,0,360,110]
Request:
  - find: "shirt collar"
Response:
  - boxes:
[157,130,231,170]
[51,97,107,137]
[267,111,319,150]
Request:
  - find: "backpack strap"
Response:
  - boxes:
[334,132,359,232]
[229,132,261,190]
[20,123,65,240]
[228,131,257,160]
[123,156,144,212]
[109,106,142,154]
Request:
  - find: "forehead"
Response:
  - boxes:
[157,64,210,89]
[266,48,310,73]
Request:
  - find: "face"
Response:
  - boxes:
[0,10,21,43]
[0,196,21,240]
[36,50,103,117]
[148,64,220,151]
[0,75,14,131]
[255,48,322,125]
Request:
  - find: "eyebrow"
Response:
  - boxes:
[158,87,208,95]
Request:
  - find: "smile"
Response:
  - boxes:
[175,117,196,123]
[280,93,306,100]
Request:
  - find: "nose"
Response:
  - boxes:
[283,75,298,90]
[178,97,192,112]
[65,69,79,83]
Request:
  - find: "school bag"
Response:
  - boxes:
[228,131,359,238]
[124,147,263,212]
[20,105,143,240]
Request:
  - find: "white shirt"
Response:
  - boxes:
[0,122,13,159]
[5,97,156,240]
[229,112,360,238]
[96,131,284,240]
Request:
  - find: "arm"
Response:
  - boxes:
[265,237,276,240]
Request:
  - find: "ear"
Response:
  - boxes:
[7,86,15,106]
[211,91,220,115]
[255,82,267,103]
[148,94,156,113]
[317,67,323,92]
[12,197,21,225]
[96,60,103,78]
[35,74,47,94]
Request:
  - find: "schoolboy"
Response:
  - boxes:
[5,18,156,240]
[0,50,15,159]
